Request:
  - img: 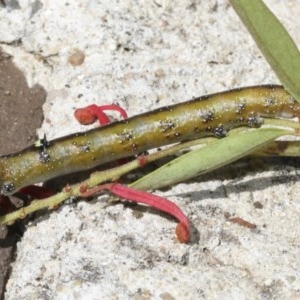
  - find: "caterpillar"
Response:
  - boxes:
[0,85,299,195]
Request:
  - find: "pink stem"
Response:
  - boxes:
[97,104,128,119]
[74,104,128,126]
[81,183,190,243]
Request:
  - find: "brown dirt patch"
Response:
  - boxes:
[0,48,46,299]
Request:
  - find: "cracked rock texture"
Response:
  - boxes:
[1,0,300,299]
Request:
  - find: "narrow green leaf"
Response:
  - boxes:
[130,128,290,191]
[229,0,300,102]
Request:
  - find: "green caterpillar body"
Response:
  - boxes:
[1,85,299,195]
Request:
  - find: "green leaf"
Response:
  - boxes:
[130,128,290,191]
[229,0,300,102]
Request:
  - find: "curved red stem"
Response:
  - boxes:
[74,104,128,126]
[80,183,190,243]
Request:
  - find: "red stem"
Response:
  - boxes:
[81,183,190,243]
[74,104,128,126]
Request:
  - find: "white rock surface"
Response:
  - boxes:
[1,0,300,299]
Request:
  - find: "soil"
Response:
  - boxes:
[0,48,46,299]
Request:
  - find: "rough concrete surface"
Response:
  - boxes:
[1,0,300,299]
